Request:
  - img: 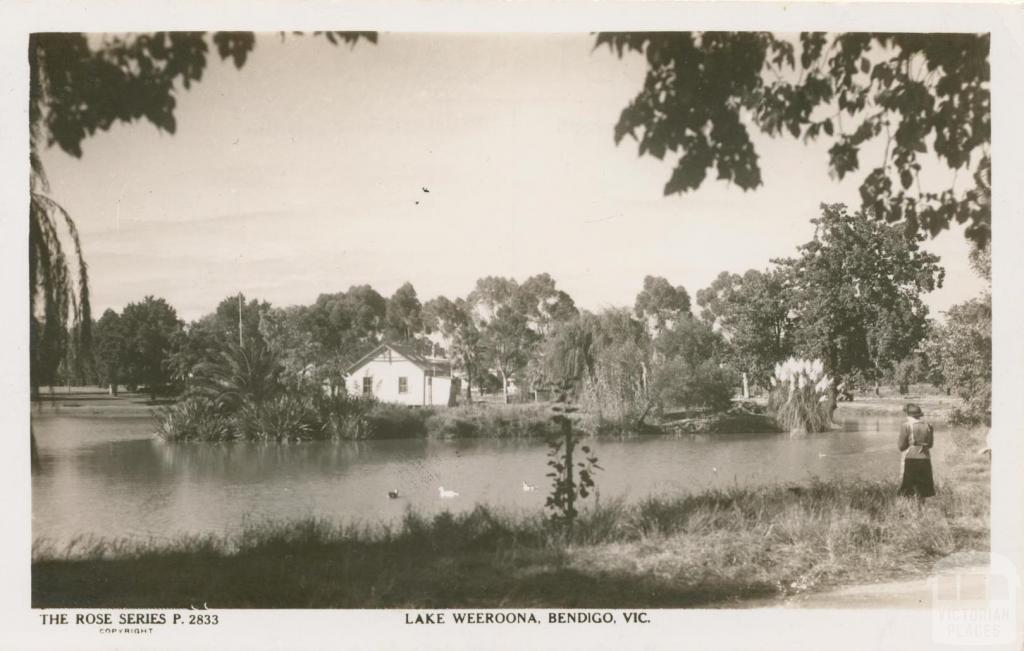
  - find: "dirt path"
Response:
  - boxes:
[745,565,989,609]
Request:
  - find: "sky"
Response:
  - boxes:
[39,32,986,322]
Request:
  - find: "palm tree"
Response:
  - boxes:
[192,341,283,414]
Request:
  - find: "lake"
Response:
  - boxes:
[31,412,956,548]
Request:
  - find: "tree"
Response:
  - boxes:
[634,275,691,337]
[937,296,991,424]
[193,340,283,414]
[119,296,184,400]
[384,282,424,343]
[516,273,579,336]
[575,308,655,428]
[92,309,127,395]
[210,294,271,348]
[598,32,991,247]
[776,203,943,390]
[696,268,794,392]
[422,296,483,403]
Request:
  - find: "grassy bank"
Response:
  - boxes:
[33,429,989,608]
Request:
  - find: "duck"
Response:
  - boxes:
[438,486,459,499]
[388,489,400,499]
[711,467,718,474]
[522,481,537,492]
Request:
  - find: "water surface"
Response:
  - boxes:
[31,413,958,547]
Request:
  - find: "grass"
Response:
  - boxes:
[33,427,989,608]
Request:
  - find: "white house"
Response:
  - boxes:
[344,343,456,406]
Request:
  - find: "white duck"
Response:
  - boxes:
[438,486,459,499]
[522,481,537,492]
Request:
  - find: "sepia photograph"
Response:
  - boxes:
[4,3,1023,649]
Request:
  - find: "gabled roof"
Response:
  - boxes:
[344,343,452,377]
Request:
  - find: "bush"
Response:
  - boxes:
[235,393,319,441]
[365,404,432,439]
[769,357,833,435]
[313,392,376,440]
[653,359,736,413]
[154,397,235,442]
[424,403,559,439]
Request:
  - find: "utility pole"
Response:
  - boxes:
[238,292,244,348]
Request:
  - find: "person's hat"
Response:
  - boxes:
[904,403,923,418]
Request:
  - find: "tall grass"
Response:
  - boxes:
[769,357,833,435]
[34,474,989,608]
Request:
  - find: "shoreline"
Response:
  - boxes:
[33,431,989,608]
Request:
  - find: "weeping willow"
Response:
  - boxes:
[29,36,93,398]
[29,152,92,397]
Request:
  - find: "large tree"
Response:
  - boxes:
[384,282,424,343]
[468,277,537,403]
[776,203,944,389]
[598,32,990,247]
[422,296,483,403]
[92,309,127,395]
[634,275,691,338]
[119,296,184,400]
[696,268,794,392]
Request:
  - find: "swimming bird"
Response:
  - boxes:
[388,489,400,499]
[712,467,718,474]
[522,481,536,492]
[438,486,459,498]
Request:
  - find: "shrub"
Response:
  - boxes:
[313,392,376,440]
[235,392,319,441]
[653,359,736,413]
[365,404,432,439]
[154,397,235,441]
[425,403,559,439]
[769,357,833,435]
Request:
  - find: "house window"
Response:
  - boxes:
[398,377,408,394]
[362,377,373,396]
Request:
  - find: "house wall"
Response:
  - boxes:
[347,356,425,406]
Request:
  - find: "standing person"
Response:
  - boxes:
[898,403,935,503]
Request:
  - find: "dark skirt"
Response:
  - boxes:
[899,458,936,498]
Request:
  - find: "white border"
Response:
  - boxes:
[1,3,1021,650]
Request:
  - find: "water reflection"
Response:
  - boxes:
[31,413,957,547]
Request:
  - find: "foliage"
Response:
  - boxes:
[776,204,943,385]
[696,268,794,390]
[545,404,601,526]
[192,340,283,412]
[235,393,319,441]
[153,397,235,442]
[365,405,432,439]
[424,403,560,439]
[653,359,736,413]
[92,309,126,391]
[598,32,991,246]
[932,294,991,425]
[385,282,424,343]
[768,357,833,434]
[423,296,483,402]
[29,191,91,394]
[119,296,184,398]
[30,32,376,159]
[634,275,691,336]
[313,392,376,440]
[574,309,653,430]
